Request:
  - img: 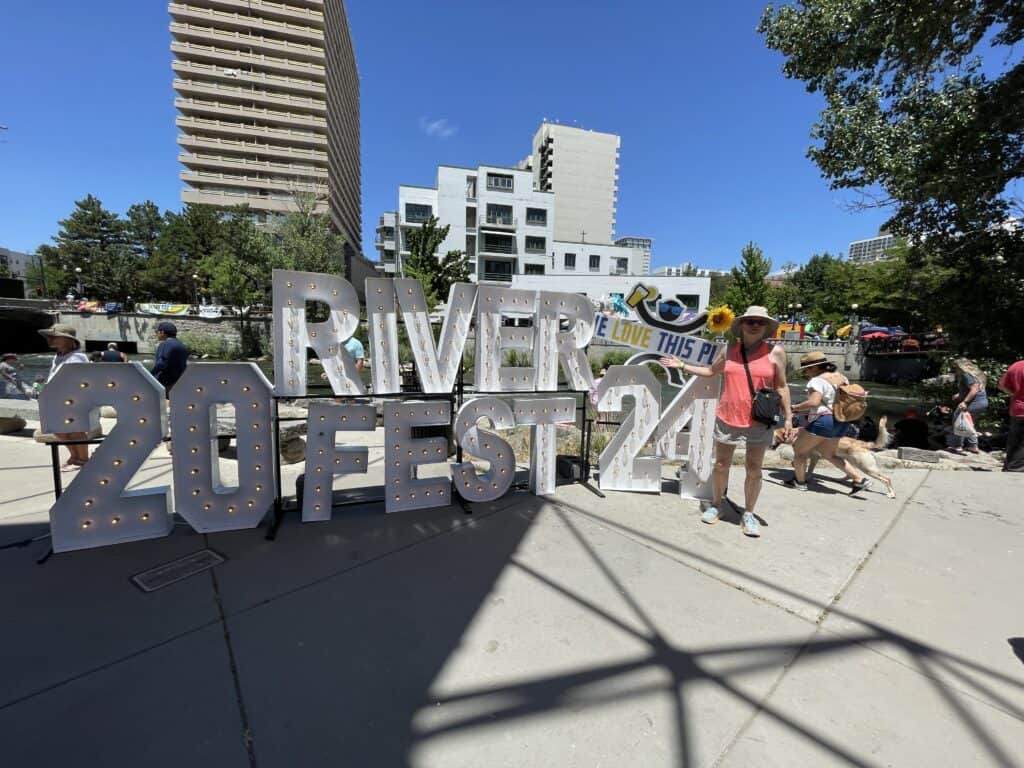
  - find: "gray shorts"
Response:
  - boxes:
[714,417,774,448]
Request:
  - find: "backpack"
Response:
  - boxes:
[823,372,868,422]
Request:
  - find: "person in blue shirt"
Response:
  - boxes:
[151,321,189,396]
[344,336,365,372]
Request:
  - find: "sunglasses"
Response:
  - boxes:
[742,318,767,327]
[658,302,683,316]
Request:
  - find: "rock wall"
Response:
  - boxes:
[56,312,272,355]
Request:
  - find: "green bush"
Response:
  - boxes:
[503,349,532,367]
[179,332,242,360]
[601,350,633,369]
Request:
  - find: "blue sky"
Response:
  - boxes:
[0,0,890,271]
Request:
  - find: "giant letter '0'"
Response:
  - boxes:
[272,269,365,396]
[513,398,576,495]
[451,397,516,502]
[384,401,452,513]
[301,403,375,522]
[39,363,170,552]
[597,366,662,492]
[170,363,275,531]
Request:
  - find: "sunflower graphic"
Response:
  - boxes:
[707,305,734,334]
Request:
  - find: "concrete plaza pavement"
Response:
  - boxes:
[1,425,1022,767]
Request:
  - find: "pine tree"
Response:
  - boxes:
[724,241,772,311]
[52,195,131,298]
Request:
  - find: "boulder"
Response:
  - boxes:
[897,447,941,463]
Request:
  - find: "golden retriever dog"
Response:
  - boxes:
[776,416,896,498]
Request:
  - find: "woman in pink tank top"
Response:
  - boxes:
[661,306,792,537]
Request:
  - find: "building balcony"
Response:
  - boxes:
[177,133,326,162]
[172,60,322,97]
[478,214,517,231]
[181,169,324,196]
[177,0,325,28]
[175,115,327,148]
[171,41,325,81]
[173,78,326,116]
[175,98,325,131]
[181,187,327,214]
[178,152,326,180]
[480,271,514,283]
[169,22,324,65]
[478,240,517,255]
[167,3,322,44]
[401,213,431,226]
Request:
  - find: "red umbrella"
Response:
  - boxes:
[862,331,890,339]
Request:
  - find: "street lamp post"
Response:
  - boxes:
[74,266,82,296]
[191,273,200,309]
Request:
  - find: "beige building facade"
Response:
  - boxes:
[530,122,620,244]
[170,0,361,256]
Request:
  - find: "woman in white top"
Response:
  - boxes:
[39,324,91,471]
[785,351,869,492]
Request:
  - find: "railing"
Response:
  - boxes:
[175,98,326,126]
[210,0,324,23]
[170,41,326,75]
[525,217,547,227]
[485,180,514,192]
[168,3,322,38]
[181,152,326,176]
[178,134,326,159]
[169,23,325,61]
[176,115,326,142]
[401,213,431,225]
[480,214,516,228]
[479,241,517,254]
[480,271,514,282]
[524,244,546,254]
[172,60,321,93]
[173,79,326,110]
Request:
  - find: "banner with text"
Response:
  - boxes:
[593,314,721,366]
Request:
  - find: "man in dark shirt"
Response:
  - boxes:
[151,321,189,396]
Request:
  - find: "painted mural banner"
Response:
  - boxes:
[137,302,191,316]
[39,273,724,553]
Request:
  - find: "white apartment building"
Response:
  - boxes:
[0,248,31,279]
[530,122,619,244]
[615,236,651,275]
[169,0,362,257]
[848,230,897,264]
[376,164,650,289]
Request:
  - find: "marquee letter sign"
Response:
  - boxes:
[39,273,726,553]
[39,363,171,553]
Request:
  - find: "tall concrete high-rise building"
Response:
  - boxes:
[530,122,620,244]
[170,0,361,257]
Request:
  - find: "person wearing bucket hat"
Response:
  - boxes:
[659,305,792,538]
[38,323,92,470]
[785,351,871,493]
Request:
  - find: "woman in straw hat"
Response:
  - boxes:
[38,323,91,471]
[785,351,870,492]
[660,306,792,537]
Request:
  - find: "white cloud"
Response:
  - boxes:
[419,117,458,139]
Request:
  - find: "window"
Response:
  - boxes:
[525,207,547,226]
[485,204,513,226]
[486,173,513,192]
[589,254,600,272]
[615,257,629,274]
[404,203,432,223]
[564,253,576,270]
[525,236,546,253]
[524,263,545,275]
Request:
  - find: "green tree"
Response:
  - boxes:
[197,210,279,307]
[141,205,226,300]
[52,194,128,297]
[269,194,346,275]
[786,253,857,321]
[125,201,165,259]
[724,241,771,310]
[25,245,70,298]
[760,0,1024,359]
[402,216,470,309]
[708,272,734,307]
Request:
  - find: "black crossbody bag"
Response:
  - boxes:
[739,344,783,428]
